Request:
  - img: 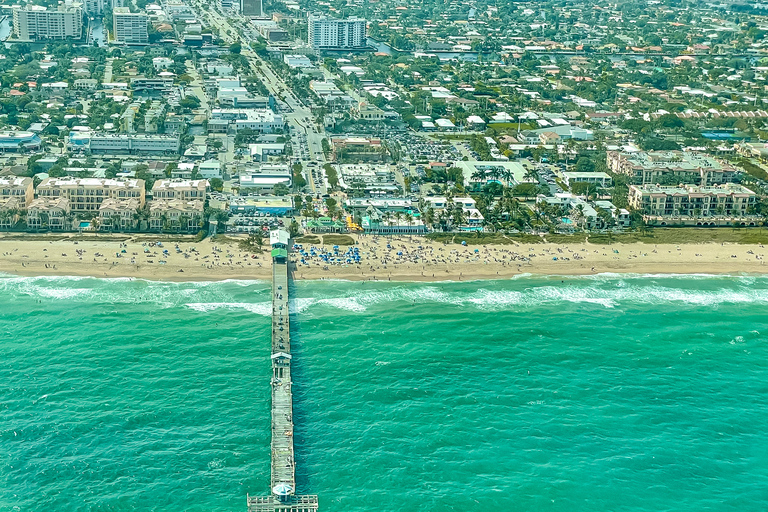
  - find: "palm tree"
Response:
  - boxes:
[404,212,413,234]
[394,211,403,232]
[425,207,435,228]
[39,211,50,232]
[452,208,466,229]
[179,214,190,233]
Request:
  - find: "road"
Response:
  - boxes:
[191,2,329,195]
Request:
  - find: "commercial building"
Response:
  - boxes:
[310,81,355,110]
[216,86,271,109]
[229,196,293,215]
[37,177,146,214]
[83,134,181,155]
[209,109,284,134]
[607,151,737,186]
[0,176,34,208]
[13,3,84,41]
[345,198,414,214]
[562,172,612,188]
[457,161,528,187]
[113,8,149,44]
[336,164,397,196]
[255,22,288,42]
[307,14,367,50]
[131,77,174,93]
[239,165,292,193]
[249,143,285,161]
[198,160,223,179]
[240,0,262,17]
[283,55,314,68]
[360,212,426,235]
[628,183,758,226]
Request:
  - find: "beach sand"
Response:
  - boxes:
[1,234,767,282]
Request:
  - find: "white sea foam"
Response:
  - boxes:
[184,302,272,316]
[5,273,768,315]
[317,297,368,312]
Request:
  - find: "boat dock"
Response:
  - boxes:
[248,230,318,512]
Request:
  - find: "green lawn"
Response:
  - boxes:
[322,234,356,246]
[294,235,321,244]
[427,228,768,245]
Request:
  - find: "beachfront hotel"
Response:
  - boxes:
[37,177,146,214]
[27,197,71,231]
[607,151,737,186]
[0,176,34,208]
[629,183,759,226]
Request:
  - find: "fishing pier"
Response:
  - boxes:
[247,229,318,512]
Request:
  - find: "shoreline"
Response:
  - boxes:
[0,235,767,283]
[2,261,768,284]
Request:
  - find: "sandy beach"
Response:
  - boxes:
[0,233,767,282]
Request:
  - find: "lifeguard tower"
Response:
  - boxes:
[270,228,289,262]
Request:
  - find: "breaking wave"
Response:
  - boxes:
[3,272,768,315]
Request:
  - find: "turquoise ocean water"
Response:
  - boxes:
[1,274,768,511]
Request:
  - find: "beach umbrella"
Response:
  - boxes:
[461,241,467,246]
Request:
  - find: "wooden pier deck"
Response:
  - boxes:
[248,243,318,512]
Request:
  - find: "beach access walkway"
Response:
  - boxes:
[247,241,318,512]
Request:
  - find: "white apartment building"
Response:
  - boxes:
[149,199,204,232]
[37,177,146,214]
[84,0,104,15]
[0,176,34,208]
[152,179,208,201]
[27,198,71,230]
[629,183,758,226]
[308,14,366,50]
[98,198,141,231]
[113,8,148,44]
[13,3,84,41]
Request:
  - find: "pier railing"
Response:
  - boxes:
[249,248,318,512]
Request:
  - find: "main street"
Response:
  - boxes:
[192,2,328,194]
